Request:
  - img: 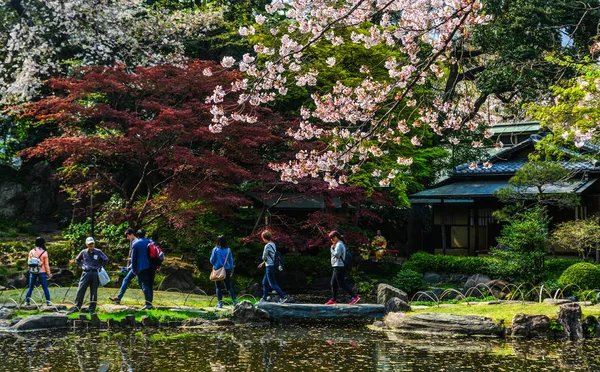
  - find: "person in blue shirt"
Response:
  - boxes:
[130,229,156,310]
[209,235,237,308]
[109,228,138,304]
[69,237,109,314]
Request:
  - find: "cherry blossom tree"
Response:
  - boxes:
[0,0,223,104]
[207,0,496,187]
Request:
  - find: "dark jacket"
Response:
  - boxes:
[75,248,108,271]
[131,238,151,273]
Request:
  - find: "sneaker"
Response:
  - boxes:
[325,299,337,305]
[140,305,154,311]
[24,301,30,307]
[109,296,121,304]
[349,296,361,305]
[257,298,267,304]
[67,307,79,315]
[216,301,223,308]
[278,296,288,304]
[46,301,53,306]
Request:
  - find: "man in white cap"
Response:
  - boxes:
[69,237,108,314]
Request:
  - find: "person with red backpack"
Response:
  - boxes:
[25,237,52,307]
[131,229,156,310]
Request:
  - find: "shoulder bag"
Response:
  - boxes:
[210,249,230,282]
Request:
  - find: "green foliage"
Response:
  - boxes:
[551,217,600,259]
[284,255,331,277]
[401,252,493,275]
[558,262,600,290]
[494,161,580,208]
[390,269,426,294]
[0,241,28,254]
[492,205,550,282]
[63,219,92,248]
[45,242,74,265]
[548,319,564,332]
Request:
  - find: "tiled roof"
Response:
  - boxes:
[454,134,599,175]
[411,178,598,199]
[455,158,598,175]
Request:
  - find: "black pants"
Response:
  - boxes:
[138,267,156,306]
[74,271,99,312]
[331,267,356,301]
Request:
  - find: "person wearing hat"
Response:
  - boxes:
[69,237,108,314]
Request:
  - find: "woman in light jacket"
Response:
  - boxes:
[209,235,237,308]
[25,237,52,306]
[326,231,360,305]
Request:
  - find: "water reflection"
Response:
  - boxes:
[0,326,599,371]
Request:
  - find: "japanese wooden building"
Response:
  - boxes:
[410,134,600,256]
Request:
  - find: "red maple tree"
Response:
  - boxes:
[18,60,389,251]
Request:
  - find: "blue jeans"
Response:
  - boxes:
[215,269,236,302]
[116,269,135,300]
[262,266,285,300]
[25,272,51,302]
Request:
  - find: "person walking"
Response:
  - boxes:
[257,230,287,304]
[24,237,52,306]
[209,235,238,308]
[109,228,138,304]
[131,229,156,310]
[325,231,360,305]
[69,237,109,314]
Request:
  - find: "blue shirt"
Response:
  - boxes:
[131,238,151,273]
[210,247,234,272]
[75,248,108,271]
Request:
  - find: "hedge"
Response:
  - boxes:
[402,252,580,278]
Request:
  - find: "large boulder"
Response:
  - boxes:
[232,300,270,323]
[11,314,68,331]
[485,280,512,300]
[384,312,504,337]
[256,302,384,320]
[0,182,26,219]
[6,273,27,288]
[384,297,411,314]
[377,284,408,304]
[557,303,583,341]
[422,272,441,284]
[0,307,14,319]
[249,283,262,298]
[463,274,491,291]
[510,314,551,339]
[157,269,196,292]
[49,269,75,286]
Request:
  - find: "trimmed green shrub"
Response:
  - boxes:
[402,252,493,276]
[390,269,425,294]
[558,262,600,290]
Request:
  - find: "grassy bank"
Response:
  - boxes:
[0,286,247,308]
[412,303,600,324]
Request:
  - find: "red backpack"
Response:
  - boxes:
[147,241,165,267]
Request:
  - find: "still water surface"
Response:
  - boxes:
[0,325,598,371]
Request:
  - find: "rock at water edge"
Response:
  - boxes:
[377,284,408,304]
[12,314,68,331]
[557,303,583,341]
[510,314,551,339]
[384,297,411,314]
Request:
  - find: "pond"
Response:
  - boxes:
[0,325,598,371]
